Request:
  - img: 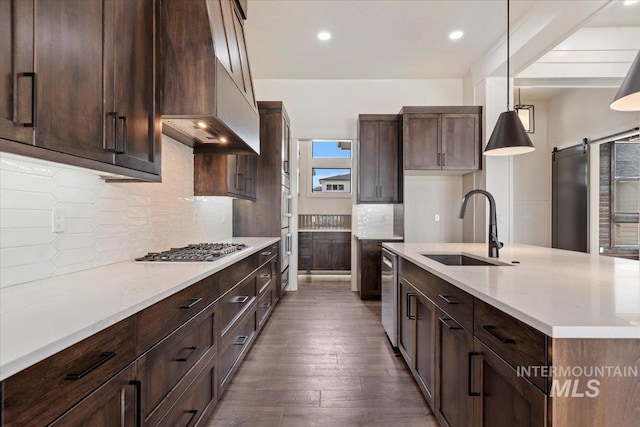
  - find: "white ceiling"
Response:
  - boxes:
[244,0,532,79]
[245,0,639,87]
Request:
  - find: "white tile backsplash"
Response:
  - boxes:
[355,204,395,235]
[0,135,232,288]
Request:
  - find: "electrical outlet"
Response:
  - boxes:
[52,207,66,233]
[434,214,440,222]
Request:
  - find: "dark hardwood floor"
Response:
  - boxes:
[205,276,437,426]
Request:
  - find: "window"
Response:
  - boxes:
[312,140,352,158]
[612,142,639,248]
[312,168,351,193]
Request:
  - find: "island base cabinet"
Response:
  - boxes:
[398,279,414,368]
[472,338,547,427]
[435,308,474,427]
[49,363,139,427]
[414,292,436,408]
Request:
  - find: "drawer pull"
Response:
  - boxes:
[185,409,199,427]
[261,302,271,309]
[232,295,249,304]
[65,351,116,381]
[260,251,272,256]
[482,325,516,344]
[260,274,271,279]
[438,294,459,305]
[439,317,462,330]
[468,352,481,397]
[233,335,248,346]
[406,292,416,320]
[180,297,203,309]
[129,380,143,427]
[175,346,199,362]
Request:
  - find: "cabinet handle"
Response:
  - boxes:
[260,251,272,256]
[260,274,271,279]
[180,297,203,309]
[283,159,289,174]
[438,294,459,305]
[438,317,462,330]
[468,352,481,397]
[437,152,441,166]
[65,351,116,380]
[118,115,127,154]
[406,292,416,320]
[20,72,37,127]
[482,325,516,344]
[175,346,199,362]
[185,409,199,427]
[233,335,248,345]
[442,152,445,166]
[129,380,143,427]
[105,111,118,152]
[232,295,249,303]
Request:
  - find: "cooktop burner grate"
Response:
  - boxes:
[135,243,248,262]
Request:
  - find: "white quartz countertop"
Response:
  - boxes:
[383,243,640,339]
[353,233,404,241]
[0,237,279,381]
[298,229,351,232]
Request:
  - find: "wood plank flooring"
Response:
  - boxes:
[205,276,437,426]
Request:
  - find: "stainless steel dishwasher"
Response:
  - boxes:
[381,248,398,348]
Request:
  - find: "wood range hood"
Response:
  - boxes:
[159,0,260,154]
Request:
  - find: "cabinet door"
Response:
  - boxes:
[415,293,436,407]
[473,338,546,427]
[226,154,242,196]
[0,0,34,145]
[398,278,415,369]
[282,118,291,184]
[312,239,332,270]
[403,113,440,170]
[441,113,480,170]
[49,364,139,427]
[219,0,243,90]
[435,308,475,427]
[358,120,380,202]
[378,119,400,202]
[244,154,257,199]
[111,0,159,175]
[232,4,256,107]
[331,240,351,271]
[360,244,381,299]
[34,0,111,163]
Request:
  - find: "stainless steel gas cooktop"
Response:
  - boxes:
[135,243,248,262]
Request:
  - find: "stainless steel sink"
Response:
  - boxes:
[421,253,510,266]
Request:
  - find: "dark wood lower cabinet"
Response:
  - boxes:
[414,292,436,407]
[398,278,414,368]
[435,308,475,427]
[299,232,351,272]
[49,363,139,427]
[474,338,546,427]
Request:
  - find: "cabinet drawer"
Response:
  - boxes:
[219,275,256,336]
[219,253,258,295]
[258,243,278,266]
[313,232,350,241]
[137,274,219,353]
[361,240,383,252]
[219,311,256,390]
[139,301,215,424]
[2,317,136,427]
[257,284,274,329]
[157,353,216,427]
[256,263,273,295]
[474,298,548,392]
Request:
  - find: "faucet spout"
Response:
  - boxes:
[458,190,504,258]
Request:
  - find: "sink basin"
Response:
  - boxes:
[421,253,509,266]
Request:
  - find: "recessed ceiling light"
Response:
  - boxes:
[317,31,332,41]
[623,0,639,5]
[449,31,464,40]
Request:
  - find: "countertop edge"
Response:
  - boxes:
[0,237,280,381]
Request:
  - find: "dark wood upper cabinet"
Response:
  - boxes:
[0,0,35,146]
[401,106,482,171]
[194,153,257,200]
[358,115,402,203]
[0,0,160,180]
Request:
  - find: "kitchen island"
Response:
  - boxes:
[383,242,639,427]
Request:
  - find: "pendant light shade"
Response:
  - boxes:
[483,0,535,156]
[610,50,640,111]
[484,111,535,156]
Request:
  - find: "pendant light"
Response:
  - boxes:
[610,49,640,111]
[484,0,535,156]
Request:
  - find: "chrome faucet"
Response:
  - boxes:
[458,190,504,258]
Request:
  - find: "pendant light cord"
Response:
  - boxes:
[507,0,510,111]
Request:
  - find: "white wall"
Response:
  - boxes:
[513,100,552,247]
[0,136,233,288]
